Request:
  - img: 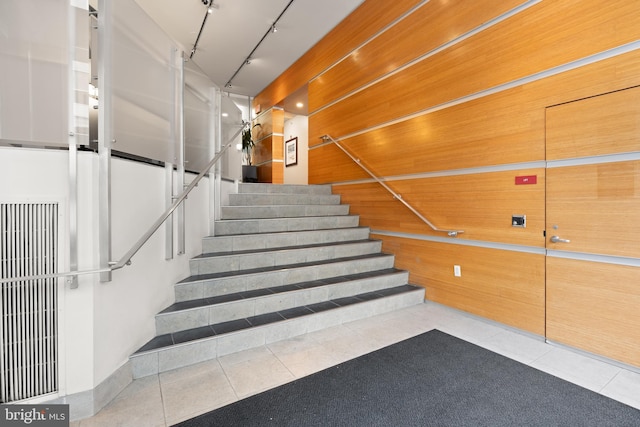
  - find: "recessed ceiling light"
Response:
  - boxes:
[296,102,304,108]
[222,113,229,117]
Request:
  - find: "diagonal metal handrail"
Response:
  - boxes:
[0,122,247,285]
[321,134,463,238]
[110,123,245,270]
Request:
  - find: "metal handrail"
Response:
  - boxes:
[321,134,463,237]
[0,123,247,285]
[111,123,245,270]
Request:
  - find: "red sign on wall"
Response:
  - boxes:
[515,175,537,185]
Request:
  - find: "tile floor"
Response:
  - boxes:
[73,302,640,426]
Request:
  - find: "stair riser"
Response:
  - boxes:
[175,255,396,302]
[229,194,341,206]
[213,215,360,236]
[221,204,349,220]
[202,227,370,254]
[238,183,332,195]
[131,288,425,378]
[156,272,410,334]
[190,241,383,276]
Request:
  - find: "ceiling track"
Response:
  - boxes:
[224,0,295,88]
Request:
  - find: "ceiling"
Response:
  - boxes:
[133,0,365,113]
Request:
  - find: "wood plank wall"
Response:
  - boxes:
[253,0,424,112]
[254,0,640,367]
[252,108,284,183]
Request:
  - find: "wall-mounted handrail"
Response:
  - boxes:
[0,122,247,286]
[321,134,463,238]
[0,268,113,285]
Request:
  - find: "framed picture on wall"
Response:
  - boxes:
[285,137,298,167]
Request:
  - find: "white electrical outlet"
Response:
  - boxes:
[454,265,461,277]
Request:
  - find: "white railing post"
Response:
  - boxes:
[98,0,113,282]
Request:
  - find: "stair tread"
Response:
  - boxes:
[131,184,425,378]
[194,238,379,259]
[204,226,369,239]
[223,203,344,207]
[215,214,357,222]
[162,268,405,314]
[134,284,421,355]
[238,183,332,194]
[178,253,394,284]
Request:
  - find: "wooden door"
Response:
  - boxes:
[545,86,640,368]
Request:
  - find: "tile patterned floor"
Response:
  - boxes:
[73,302,640,426]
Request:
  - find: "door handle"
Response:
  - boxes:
[550,235,570,243]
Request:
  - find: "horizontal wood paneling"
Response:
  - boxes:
[252,135,284,171]
[253,0,640,364]
[253,135,274,165]
[546,85,640,161]
[546,257,640,367]
[272,108,284,135]
[257,162,272,183]
[310,49,640,184]
[310,0,523,112]
[252,108,284,183]
[253,110,274,140]
[253,0,422,111]
[547,161,640,258]
[309,84,545,182]
[336,167,545,247]
[272,135,284,160]
[309,0,640,142]
[252,108,285,139]
[378,235,545,335]
[271,162,283,184]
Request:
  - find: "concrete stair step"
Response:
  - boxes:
[175,253,397,302]
[220,204,349,220]
[155,269,409,334]
[202,227,370,254]
[130,284,425,379]
[228,193,341,206]
[213,215,360,236]
[238,183,333,195]
[129,183,427,381]
[189,239,382,276]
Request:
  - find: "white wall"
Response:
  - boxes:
[0,147,95,395]
[93,156,209,386]
[283,115,309,184]
[0,0,217,412]
[0,147,211,397]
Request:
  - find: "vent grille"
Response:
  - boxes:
[0,203,59,403]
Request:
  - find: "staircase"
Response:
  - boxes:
[130,183,425,378]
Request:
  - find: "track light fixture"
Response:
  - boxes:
[224,0,294,89]
[206,1,218,13]
[190,0,218,59]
